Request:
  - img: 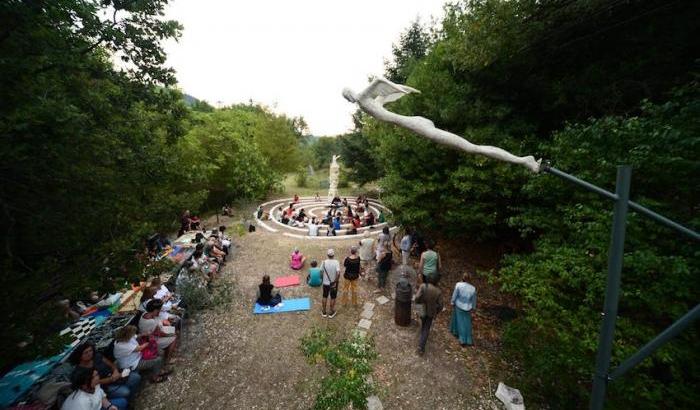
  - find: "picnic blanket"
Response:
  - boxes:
[253,298,311,314]
[0,354,65,407]
[273,275,300,287]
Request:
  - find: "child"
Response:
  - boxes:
[307,260,322,287]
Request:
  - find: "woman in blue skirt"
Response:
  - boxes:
[450,272,476,346]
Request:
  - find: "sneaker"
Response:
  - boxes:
[322,311,327,318]
[416,348,424,356]
[328,311,337,319]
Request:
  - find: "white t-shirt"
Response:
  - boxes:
[154,284,169,300]
[320,259,340,285]
[308,223,319,236]
[61,385,105,410]
[359,238,374,261]
[114,337,141,370]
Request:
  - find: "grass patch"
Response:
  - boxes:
[300,326,377,410]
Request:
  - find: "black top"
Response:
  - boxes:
[343,257,361,280]
[258,283,274,304]
[378,251,392,272]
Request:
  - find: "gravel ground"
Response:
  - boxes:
[135,212,510,410]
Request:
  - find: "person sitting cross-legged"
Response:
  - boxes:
[290,247,306,270]
[256,275,282,307]
[307,260,322,287]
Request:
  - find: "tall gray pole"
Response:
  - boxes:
[590,166,632,409]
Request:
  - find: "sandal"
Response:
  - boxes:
[151,374,168,384]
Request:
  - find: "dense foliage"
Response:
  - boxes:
[364,0,699,408]
[301,327,377,410]
[0,0,300,371]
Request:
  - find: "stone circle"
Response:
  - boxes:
[254,196,398,240]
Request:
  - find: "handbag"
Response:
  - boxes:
[139,335,159,360]
[322,261,337,289]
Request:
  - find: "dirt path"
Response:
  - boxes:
[136,212,507,410]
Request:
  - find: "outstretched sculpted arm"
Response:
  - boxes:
[348,77,541,173]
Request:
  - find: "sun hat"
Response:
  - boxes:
[327,248,335,257]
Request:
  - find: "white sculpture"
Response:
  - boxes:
[328,155,341,199]
[342,77,541,173]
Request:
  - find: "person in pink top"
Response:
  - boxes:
[290,247,306,270]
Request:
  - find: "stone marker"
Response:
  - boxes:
[376,296,390,305]
[363,302,375,311]
[495,382,525,410]
[358,319,372,330]
[366,395,383,410]
[361,309,374,320]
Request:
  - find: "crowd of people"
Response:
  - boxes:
[269,194,384,237]
[263,224,477,356]
[55,210,235,410]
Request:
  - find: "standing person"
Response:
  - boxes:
[376,226,391,261]
[341,246,361,306]
[414,275,443,355]
[399,228,413,267]
[418,239,442,284]
[450,272,477,346]
[358,231,375,278]
[376,248,393,289]
[320,249,340,318]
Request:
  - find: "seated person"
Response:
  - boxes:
[256,206,264,219]
[222,204,233,216]
[256,275,282,307]
[308,218,319,236]
[321,210,332,225]
[285,204,295,217]
[378,210,386,223]
[293,194,300,203]
[332,217,342,232]
[155,233,171,253]
[314,192,320,201]
[307,260,322,286]
[281,213,290,225]
[62,367,125,410]
[352,215,362,229]
[113,325,169,384]
[218,225,231,253]
[139,299,177,366]
[290,247,306,270]
[365,212,375,226]
[206,236,226,264]
[68,342,140,405]
[276,206,284,222]
[189,214,201,231]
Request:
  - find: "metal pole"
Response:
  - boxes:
[590,166,632,410]
[609,304,700,381]
[543,165,699,242]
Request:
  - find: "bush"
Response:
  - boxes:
[300,327,377,410]
[295,167,308,187]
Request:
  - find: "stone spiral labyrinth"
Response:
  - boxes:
[254,196,398,240]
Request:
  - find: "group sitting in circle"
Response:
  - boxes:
[272,194,385,237]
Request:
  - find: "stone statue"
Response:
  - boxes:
[342,77,541,173]
[328,155,341,199]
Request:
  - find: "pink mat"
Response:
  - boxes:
[273,275,301,287]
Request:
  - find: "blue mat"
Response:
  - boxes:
[253,298,311,314]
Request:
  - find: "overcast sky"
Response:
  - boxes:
[163,0,446,136]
